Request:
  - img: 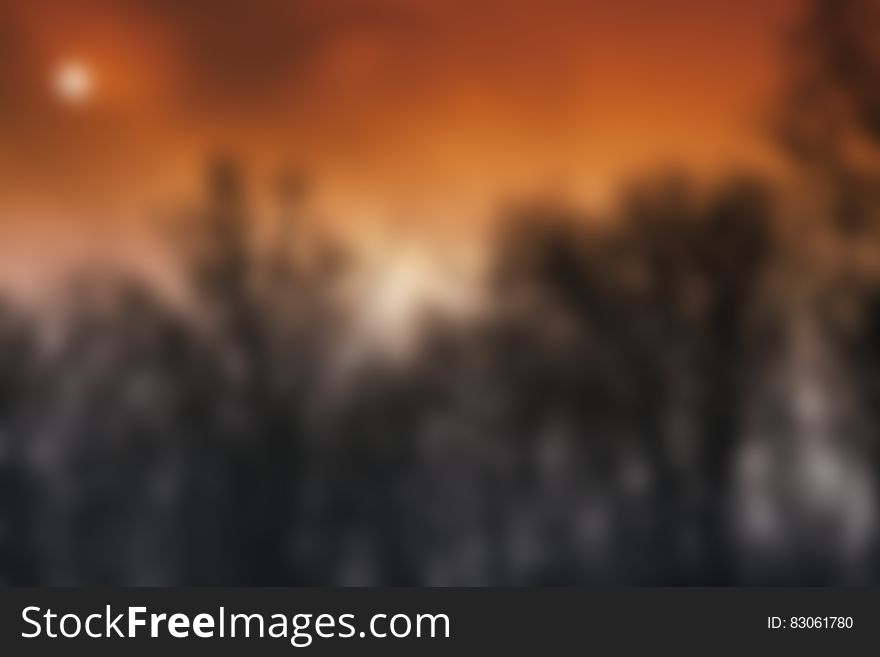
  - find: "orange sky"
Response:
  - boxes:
[0,0,803,287]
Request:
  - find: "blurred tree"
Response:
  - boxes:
[0,300,37,584]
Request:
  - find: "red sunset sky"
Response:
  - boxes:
[0,0,803,289]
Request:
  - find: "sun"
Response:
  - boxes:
[54,62,94,104]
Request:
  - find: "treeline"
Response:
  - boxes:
[0,161,876,585]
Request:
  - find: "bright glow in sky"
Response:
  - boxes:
[0,0,802,301]
[54,61,94,104]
